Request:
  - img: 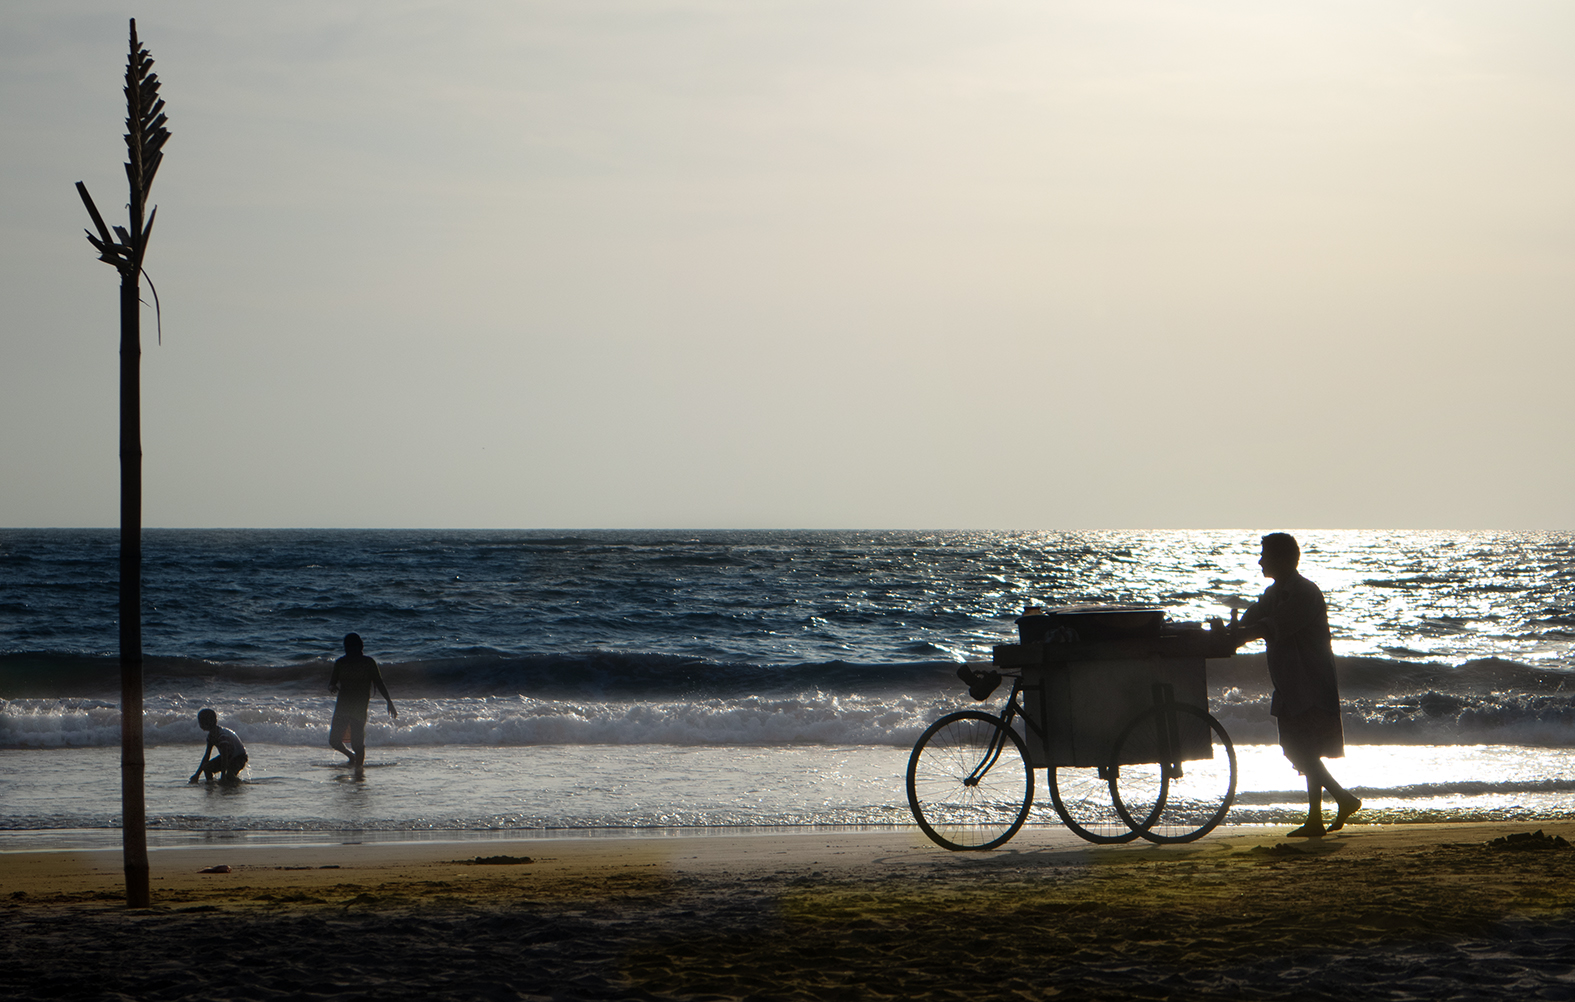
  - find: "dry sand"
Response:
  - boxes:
[3,822,1573,1000]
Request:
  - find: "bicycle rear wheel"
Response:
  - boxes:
[1048,765,1146,844]
[907,711,1033,851]
[1109,702,1236,844]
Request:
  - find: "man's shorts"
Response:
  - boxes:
[1277,708,1345,771]
[330,706,370,747]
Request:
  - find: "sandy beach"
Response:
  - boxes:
[3,821,1573,1000]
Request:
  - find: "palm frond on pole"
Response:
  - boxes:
[75,17,170,910]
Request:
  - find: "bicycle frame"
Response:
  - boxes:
[966,675,1048,782]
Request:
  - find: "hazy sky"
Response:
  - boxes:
[3,1,1572,529]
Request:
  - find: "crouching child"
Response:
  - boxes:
[190,708,249,782]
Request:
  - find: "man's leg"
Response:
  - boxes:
[1280,748,1331,837]
[350,714,368,774]
[1285,772,1326,837]
[329,711,355,763]
[1308,758,1361,829]
[222,753,248,783]
[1287,759,1361,836]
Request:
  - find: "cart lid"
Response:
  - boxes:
[1016,605,1164,643]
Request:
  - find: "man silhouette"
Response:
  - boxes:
[1239,532,1361,836]
[328,632,397,775]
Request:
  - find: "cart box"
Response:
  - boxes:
[1013,657,1209,768]
[992,623,1244,768]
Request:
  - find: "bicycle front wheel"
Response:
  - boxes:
[907,711,1033,851]
[1109,702,1237,844]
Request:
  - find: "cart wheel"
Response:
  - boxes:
[1109,703,1236,844]
[907,711,1034,851]
[1048,765,1148,844]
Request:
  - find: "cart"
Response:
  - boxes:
[907,606,1245,850]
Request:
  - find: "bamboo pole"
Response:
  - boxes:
[119,273,148,908]
[77,18,168,909]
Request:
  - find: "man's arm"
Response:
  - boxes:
[371,662,397,718]
[1237,590,1271,641]
[1238,601,1267,640]
[1261,579,1327,641]
[1237,581,1327,642]
[190,735,216,782]
[328,660,342,695]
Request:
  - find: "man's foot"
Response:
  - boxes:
[1328,796,1362,832]
[1286,822,1326,837]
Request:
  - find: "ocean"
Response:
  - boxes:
[2,529,1573,847]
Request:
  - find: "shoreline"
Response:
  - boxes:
[3,812,1572,854]
[4,821,1573,999]
[0,822,932,854]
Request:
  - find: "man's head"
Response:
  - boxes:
[344,633,363,655]
[1259,532,1300,580]
[197,707,217,730]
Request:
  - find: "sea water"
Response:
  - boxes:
[3,530,1573,846]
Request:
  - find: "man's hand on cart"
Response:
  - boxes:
[1208,606,1262,647]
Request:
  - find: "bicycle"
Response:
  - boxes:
[907,616,1241,850]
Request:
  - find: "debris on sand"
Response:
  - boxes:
[1487,830,1571,851]
[1248,843,1309,858]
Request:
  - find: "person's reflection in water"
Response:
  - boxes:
[328,632,397,778]
[1239,532,1362,837]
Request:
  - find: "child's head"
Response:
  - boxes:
[197,708,217,730]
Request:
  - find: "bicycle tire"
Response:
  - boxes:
[1048,764,1148,844]
[907,710,1034,851]
[1109,702,1236,844]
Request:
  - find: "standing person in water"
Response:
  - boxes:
[190,708,248,782]
[328,632,397,775]
[1239,532,1362,836]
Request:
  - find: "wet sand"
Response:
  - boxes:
[3,822,1573,1000]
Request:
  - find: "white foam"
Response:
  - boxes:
[6,687,1574,750]
[0,692,973,749]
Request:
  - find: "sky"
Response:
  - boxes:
[2,1,1572,529]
